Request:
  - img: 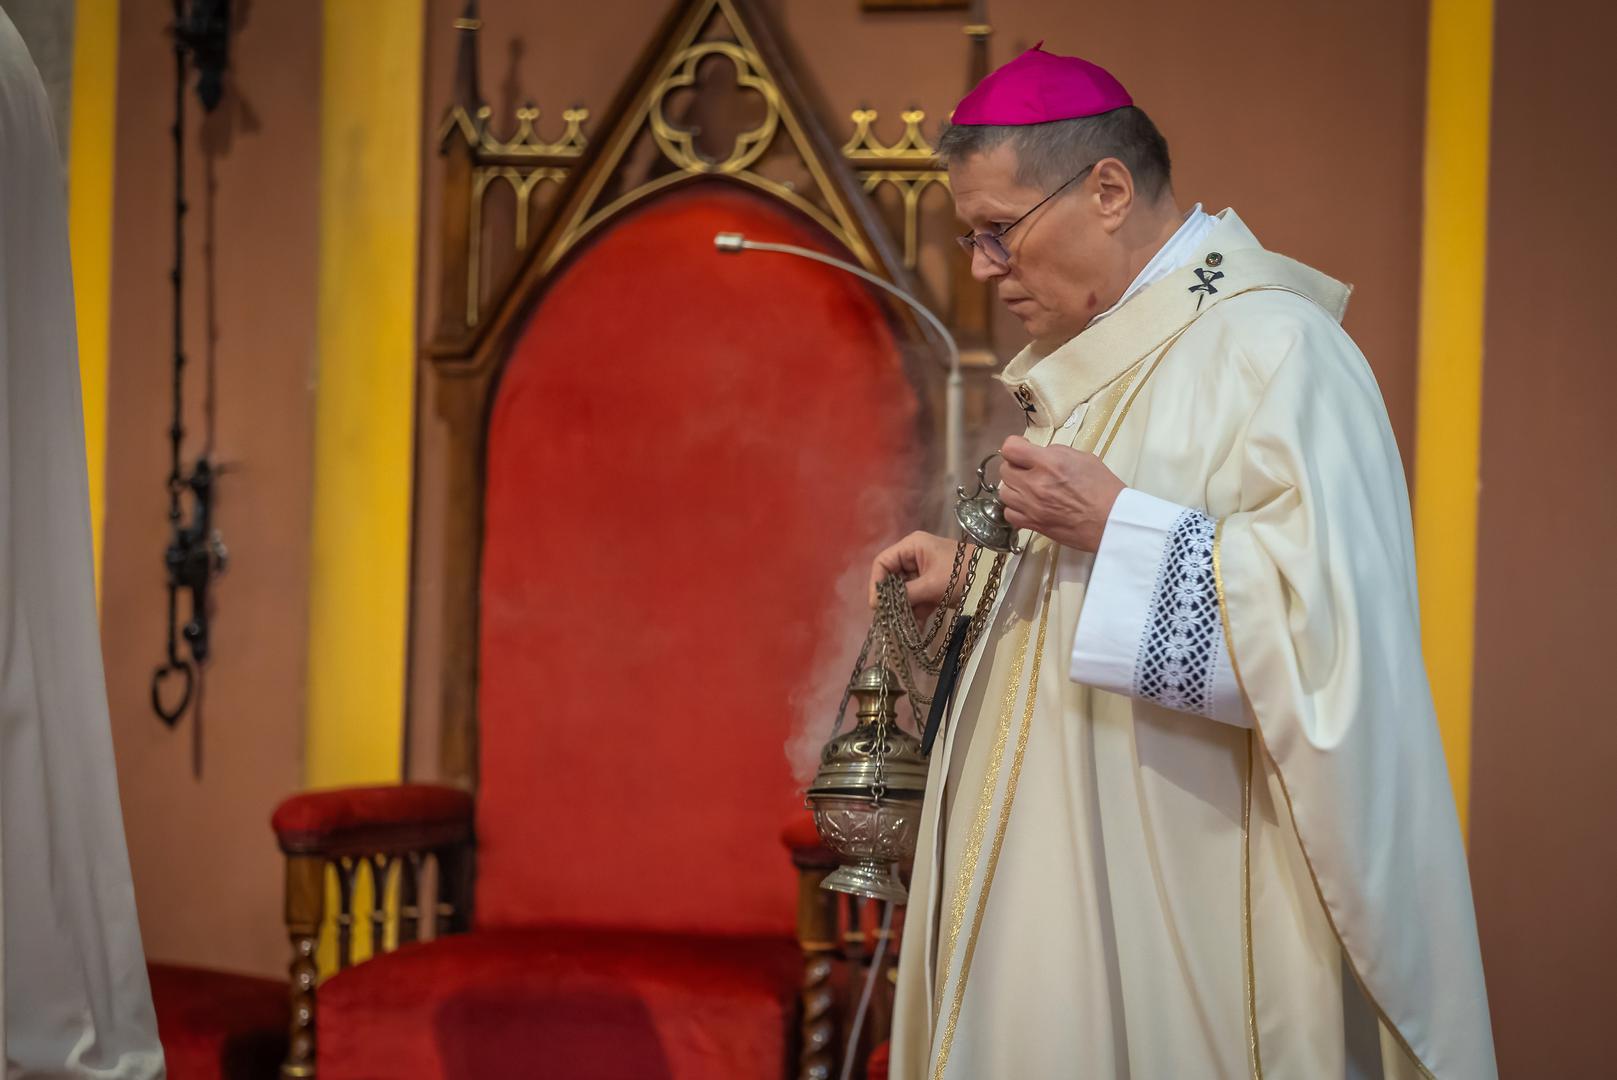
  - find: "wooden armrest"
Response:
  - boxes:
[273,784,474,1078]
[272,783,473,857]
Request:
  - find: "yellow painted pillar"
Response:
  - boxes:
[68,0,120,600]
[305,0,425,790]
[1414,0,1494,835]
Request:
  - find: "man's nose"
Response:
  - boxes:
[969,245,1008,283]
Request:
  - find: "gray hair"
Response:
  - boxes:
[935,106,1174,199]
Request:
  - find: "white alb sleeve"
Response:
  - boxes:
[1069,488,1248,727]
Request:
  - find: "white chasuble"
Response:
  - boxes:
[888,210,1494,1080]
[0,13,164,1078]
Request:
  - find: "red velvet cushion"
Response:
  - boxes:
[317,928,800,1080]
[147,962,286,1080]
[477,180,918,935]
[271,784,472,852]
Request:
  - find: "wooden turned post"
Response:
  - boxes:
[435,845,472,936]
[398,852,422,945]
[797,865,840,1080]
[333,858,355,968]
[282,854,325,1079]
[367,854,391,955]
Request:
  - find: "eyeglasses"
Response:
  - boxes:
[955,163,1097,267]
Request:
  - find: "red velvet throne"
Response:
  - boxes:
[267,1,983,1078]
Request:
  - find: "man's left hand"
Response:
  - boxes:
[997,435,1126,552]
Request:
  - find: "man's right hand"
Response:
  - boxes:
[868,531,966,613]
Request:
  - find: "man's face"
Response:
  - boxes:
[949,143,1120,349]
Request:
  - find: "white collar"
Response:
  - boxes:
[1086,202,1218,328]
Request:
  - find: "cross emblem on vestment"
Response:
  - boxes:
[1189,267,1224,310]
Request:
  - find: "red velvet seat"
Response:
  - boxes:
[316,928,800,1080]
[148,962,287,1080]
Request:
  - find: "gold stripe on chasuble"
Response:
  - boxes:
[931,551,1059,1080]
[932,611,1031,1014]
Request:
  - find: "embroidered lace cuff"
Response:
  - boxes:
[1070,489,1246,726]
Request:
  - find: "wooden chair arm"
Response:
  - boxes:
[272,783,473,857]
[274,785,475,1078]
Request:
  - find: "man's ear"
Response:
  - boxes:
[1091,158,1136,234]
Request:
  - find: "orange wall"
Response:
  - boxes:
[102,0,320,977]
[1467,0,1617,1073]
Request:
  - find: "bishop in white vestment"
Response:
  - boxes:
[878,46,1494,1080]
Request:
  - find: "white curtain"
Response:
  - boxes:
[0,10,164,1078]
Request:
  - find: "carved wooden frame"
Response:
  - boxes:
[406,2,973,1076]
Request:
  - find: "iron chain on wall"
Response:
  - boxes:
[150,0,231,730]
